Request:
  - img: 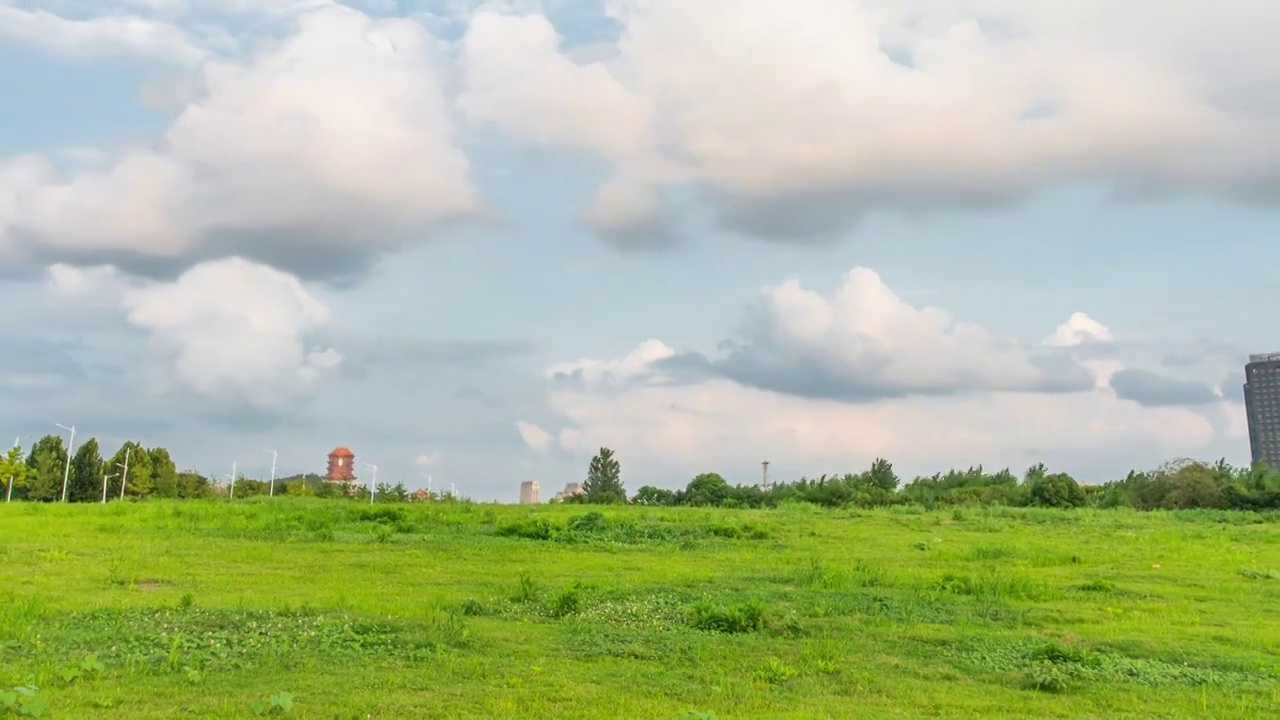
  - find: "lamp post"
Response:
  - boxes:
[5,437,15,503]
[55,423,75,502]
[226,462,238,500]
[263,448,278,497]
[362,462,377,505]
[117,446,131,501]
[101,471,116,504]
[420,472,433,499]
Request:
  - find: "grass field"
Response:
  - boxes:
[1,500,1278,718]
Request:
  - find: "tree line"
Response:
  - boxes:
[0,434,458,503]
[569,448,1280,511]
[4,434,1278,511]
[1,435,202,502]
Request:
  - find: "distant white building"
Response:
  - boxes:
[554,482,583,502]
[519,481,540,504]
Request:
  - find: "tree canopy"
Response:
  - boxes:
[580,447,626,505]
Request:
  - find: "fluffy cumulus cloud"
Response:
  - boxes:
[663,268,1095,401]
[46,257,341,409]
[2,3,478,280]
[520,267,1245,484]
[459,0,1280,244]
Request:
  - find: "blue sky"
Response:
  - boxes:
[2,0,1278,500]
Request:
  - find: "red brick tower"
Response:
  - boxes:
[326,446,355,482]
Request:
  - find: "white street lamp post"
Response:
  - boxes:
[362,462,377,505]
[226,462,238,500]
[101,472,116,504]
[117,447,131,501]
[264,448,278,497]
[55,423,75,502]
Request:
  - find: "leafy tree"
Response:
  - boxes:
[285,478,315,497]
[149,448,179,498]
[685,473,731,506]
[0,445,29,500]
[582,447,625,504]
[67,438,104,503]
[867,457,899,492]
[176,470,212,498]
[108,441,154,499]
[26,435,66,502]
[1023,463,1048,486]
[1028,472,1086,508]
[632,485,675,506]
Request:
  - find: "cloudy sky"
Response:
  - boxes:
[2,0,1277,500]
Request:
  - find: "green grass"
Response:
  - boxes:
[1,500,1278,718]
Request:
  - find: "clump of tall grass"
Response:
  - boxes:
[932,572,1049,602]
[688,600,766,634]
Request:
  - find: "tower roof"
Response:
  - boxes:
[329,446,354,457]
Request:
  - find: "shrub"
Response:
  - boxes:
[496,518,560,541]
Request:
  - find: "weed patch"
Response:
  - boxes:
[951,638,1275,692]
[495,512,771,547]
[25,607,472,675]
[688,600,766,634]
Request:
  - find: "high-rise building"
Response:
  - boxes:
[1244,353,1280,468]
[554,482,583,502]
[519,481,540,504]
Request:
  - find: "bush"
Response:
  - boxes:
[496,517,560,541]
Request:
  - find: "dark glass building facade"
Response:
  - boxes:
[1244,353,1280,468]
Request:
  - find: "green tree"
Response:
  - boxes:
[867,458,899,492]
[177,470,212,498]
[149,448,179,498]
[67,438,104,503]
[0,445,29,500]
[26,435,66,502]
[1028,472,1086,508]
[285,479,315,497]
[108,441,154,499]
[632,485,675,506]
[685,473,731,506]
[582,447,625,504]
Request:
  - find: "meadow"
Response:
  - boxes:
[1,500,1277,718]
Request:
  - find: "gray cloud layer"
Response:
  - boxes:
[1109,368,1220,407]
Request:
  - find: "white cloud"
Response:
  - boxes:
[515,420,553,453]
[3,4,478,278]
[0,5,207,64]
[457,0,1280,239]
[1045,311,1113,347]
[681,268,1094,399]
[531,267,1245,484]
[46,257,341,409]
[547,338,676,389]
[414,451,442,468]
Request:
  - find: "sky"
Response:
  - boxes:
[2,0,1279,501]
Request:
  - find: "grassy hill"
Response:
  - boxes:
[1,500,1277,718]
